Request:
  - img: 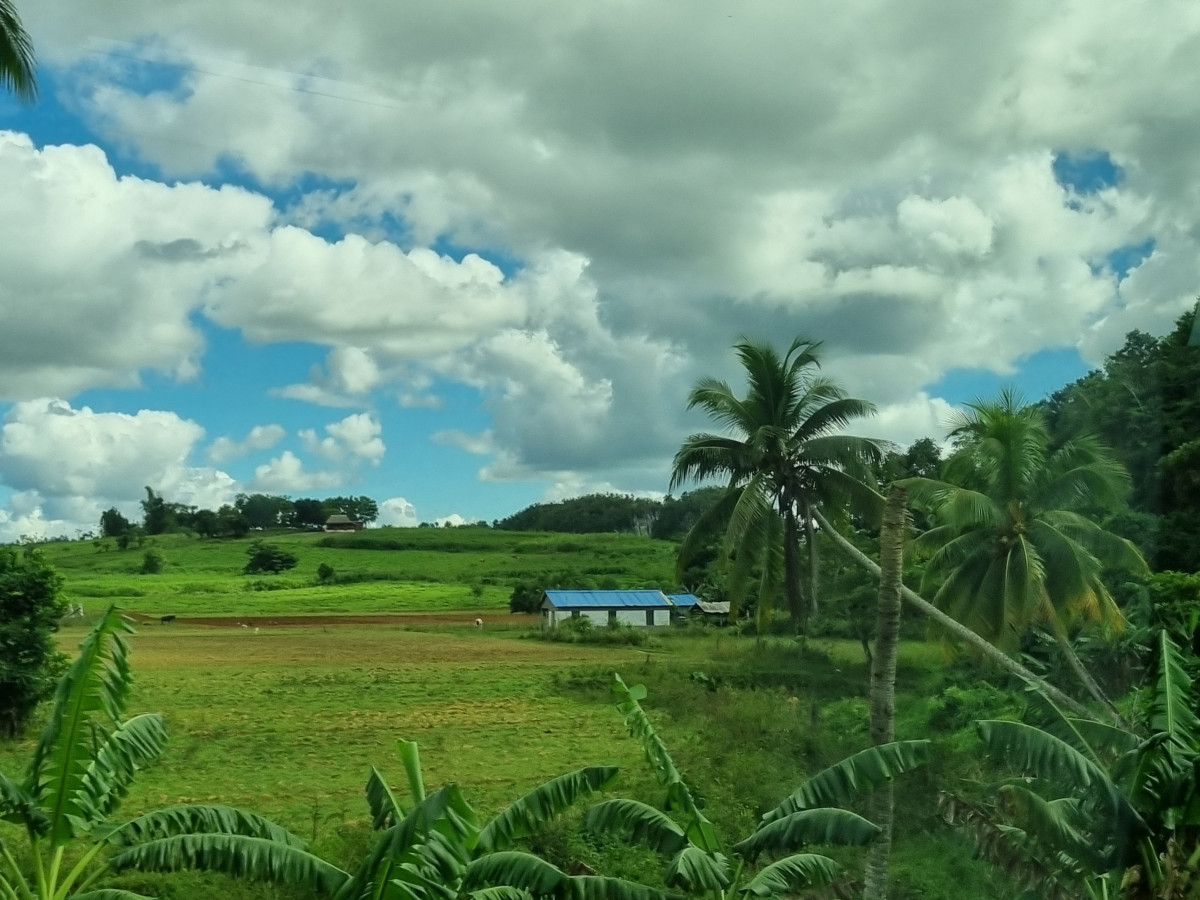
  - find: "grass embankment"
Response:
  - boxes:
[34,528,677,617]
[2,622,1005,900]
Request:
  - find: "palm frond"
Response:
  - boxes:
[73,890,155,900]
[739,853,841,895]
[0,0,36,102]
[469,888,534,900]
[732,808,880,861]
[477,766,618,853]
[760,741,930,823]
[674,487,740,583]
[669,434,754,492]
[28,606,136,844]
[584,799,687,855]
[108,833,350,894]
[793,399,879,443]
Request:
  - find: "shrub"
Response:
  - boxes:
[243,540,299,575]
[317,562,336,584]
[139,548,165,574]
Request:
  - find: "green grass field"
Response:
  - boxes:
[2,532,1006,898]
[35,528,677,618]
[1,616,1001,900]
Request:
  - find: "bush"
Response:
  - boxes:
[317,562,336,584]
[139,548,165,574]
[243,540,299,575]
[541,616,650,646]
[0,548,68,737]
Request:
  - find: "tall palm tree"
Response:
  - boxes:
[671,336,887,629]
[0,0,36,101]
[906,389,1147,718]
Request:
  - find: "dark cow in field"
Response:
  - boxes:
[160,614,176,625]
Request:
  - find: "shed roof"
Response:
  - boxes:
[666,593,700,607]
[694,600,731,615]
[543,590,670,609]
[325,514,356,524]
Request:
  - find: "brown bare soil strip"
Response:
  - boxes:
[126,611,539,628]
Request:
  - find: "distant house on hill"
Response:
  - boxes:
[541,590,671,628]
[323,514,364,532]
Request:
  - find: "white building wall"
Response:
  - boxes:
[542,606,671,627]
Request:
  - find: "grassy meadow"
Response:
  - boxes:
[0,530,1008,899]
[35,527,677,617]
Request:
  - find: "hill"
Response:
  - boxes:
[30,527,679,618]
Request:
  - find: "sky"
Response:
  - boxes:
[1,1,1197,541]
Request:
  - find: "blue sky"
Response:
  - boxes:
[1,3,1196,541]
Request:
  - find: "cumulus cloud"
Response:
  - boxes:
[249,451,341,492]
[377,496,419,527]
[0,399,239,538]
[207,423,286,463]
[299,412,385,464]
[7,0,1200,501]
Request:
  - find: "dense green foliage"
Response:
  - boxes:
[243,540,300,575]
[947,632,1200,898]
[496,489,724,541]
[1044,307,1200,572]
[0,547,66,737]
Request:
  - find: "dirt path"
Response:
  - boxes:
[127,611,539,628]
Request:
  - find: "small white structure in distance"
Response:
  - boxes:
[541,590,672,628]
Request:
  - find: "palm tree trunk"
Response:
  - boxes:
[811,509,1100,722]
[783,510,805,630]
[803,500,819,623]
[863,486,907,900]
[1052,629,1127,728]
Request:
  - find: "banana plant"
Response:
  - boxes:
[944,631,1200,900]
[586,675,930,897]
[0,607,669,900]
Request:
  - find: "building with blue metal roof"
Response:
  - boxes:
[666,593,700,608]
[541,590,671,628]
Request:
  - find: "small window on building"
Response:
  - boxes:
[608,609,617,625]
[571,610,580,619]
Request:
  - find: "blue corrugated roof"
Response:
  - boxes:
[666,593,700,607]
[543,590,670,609]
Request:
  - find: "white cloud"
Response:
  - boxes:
[299,412,385,464]
[207,423,286,463]
[0,398,240,538]
[249,451,342,492]
[8,0,1200,499]
[377,496,419,527]
[434,513,472,528]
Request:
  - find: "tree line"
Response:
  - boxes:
[99,489,379,544]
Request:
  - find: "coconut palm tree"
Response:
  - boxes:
[904,389,1148,719]
[943,631,1200,899]
[587,675,929,897]
[671,336,888,629]
[0,0,35,101]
